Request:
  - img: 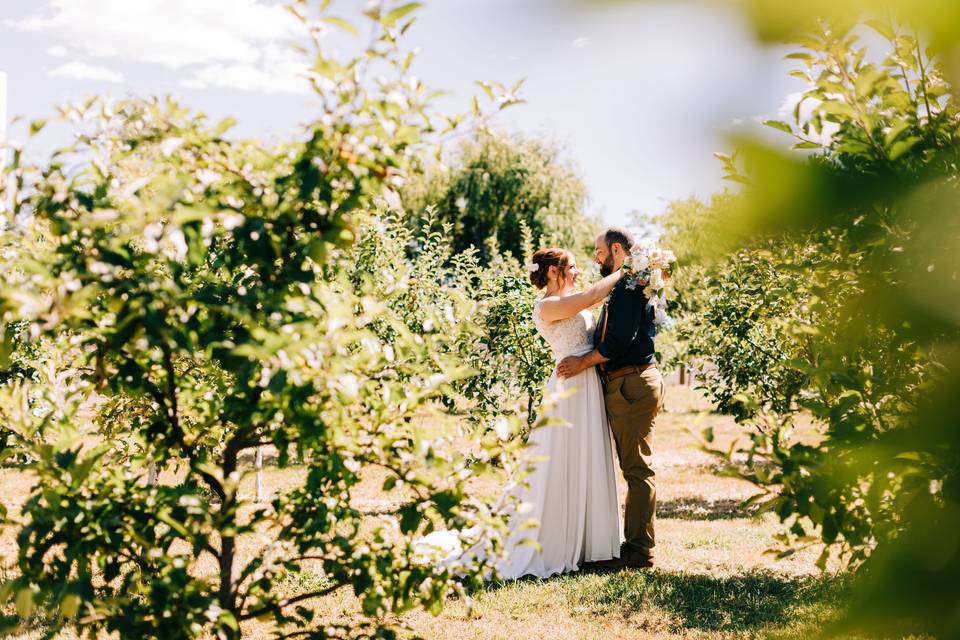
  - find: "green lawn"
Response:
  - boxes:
[2,380,860,639]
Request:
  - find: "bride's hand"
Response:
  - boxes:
[557,355,584,379]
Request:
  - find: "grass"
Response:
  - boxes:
[567,570,847,633]
[2,374,863,639]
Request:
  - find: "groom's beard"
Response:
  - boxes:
[599,256,615,277]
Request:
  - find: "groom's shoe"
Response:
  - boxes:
[584,547,654,574]
[619,546,654,570]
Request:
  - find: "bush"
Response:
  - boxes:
[402,131,598,264]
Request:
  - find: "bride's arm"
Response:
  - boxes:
[539,269,623,322]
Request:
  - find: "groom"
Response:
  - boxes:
[557,227,664,571]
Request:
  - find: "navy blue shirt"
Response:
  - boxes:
[593,280,657,370]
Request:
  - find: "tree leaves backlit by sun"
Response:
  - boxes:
[658,3,960,637]
[0,2,535,639]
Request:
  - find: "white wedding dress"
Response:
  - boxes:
[496,299,622,579]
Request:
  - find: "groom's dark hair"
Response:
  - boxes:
[603,227,635,253]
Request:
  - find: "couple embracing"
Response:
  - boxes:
[497,226,664,579]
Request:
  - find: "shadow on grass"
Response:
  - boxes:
[567,569,849,633]
[658,496,761,521]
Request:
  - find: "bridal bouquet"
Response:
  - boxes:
[620,239,677,328]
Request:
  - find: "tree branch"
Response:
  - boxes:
[239,582,346,621]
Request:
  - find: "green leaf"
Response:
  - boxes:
[888,136,921,160]
[60,593,81,618]
[322,16,359,37]
[218,611,240,631]
[815,546,831,571]
[362,595,382,616]
[15,588,33,619]
[382,2,421,28]
[474,81,495,101]
[29,119,48,135]
[763,120,793,134]
[819,100,855,118]
[865,19,895,40]
[854,67,884,98]
[213,116,237,137]
[884,119,911,146]
[791,36,824,51]
[399,504,422,533]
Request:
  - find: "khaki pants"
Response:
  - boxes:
[603,367,664,558]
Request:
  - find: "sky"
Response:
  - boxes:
[0,0,803,227]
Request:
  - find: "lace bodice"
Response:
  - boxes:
[532,299,596,360]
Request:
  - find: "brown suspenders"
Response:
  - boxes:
[598,302,609,372]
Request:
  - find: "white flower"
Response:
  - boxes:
[493,417,512,441]
[338,374,360,398]
[630,252,650,271]
[195,169,222,187]
[89,261,113,275]
[142,222,164,253]
[455,196,468,212]
[222,213,245,230]
[159,137,185,157]
[525,262,539,273]
[649,268,664,289]
[654,305,670,326]
[201,217,215,240]
[383,188,402,210]
[165,229,188,260]
[411,530,463,566]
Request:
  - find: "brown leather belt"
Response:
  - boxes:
[601,364,656,384]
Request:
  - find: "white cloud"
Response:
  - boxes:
[9,0,302,69]
[572,36,589,48]
[181,41,310,94]
[183,63,307,94]
[48,61,124,83]
[8,0,316,94]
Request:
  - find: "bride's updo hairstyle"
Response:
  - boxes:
[528,248,571,289]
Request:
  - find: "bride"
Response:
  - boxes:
[496,247,623,579]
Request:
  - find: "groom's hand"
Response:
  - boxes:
[557,355,585,379]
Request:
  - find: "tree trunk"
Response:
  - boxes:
[219,445,239,639]
[255,446,264,503]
